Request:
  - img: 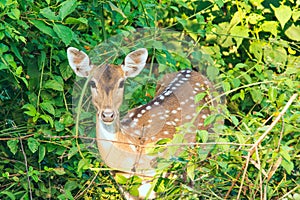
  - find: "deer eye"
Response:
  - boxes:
[118,80,124,88]
[89,80,96,88]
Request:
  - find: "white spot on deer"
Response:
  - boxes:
[185,115,192,120]
[179,80,185,84]
[193,90,197,94]
[154,101,160,105]
[148,119,153,123]
[165,110,170,113]
[163,131,169,135]
[137,114,142,118]
[141,109,146,114]
[186,69,192,73]
[182,77,189,81]
[186,74,191,78]
[129,113,135,118]
[166,121,176,126]
[196,83,201,87]
[164,90,172,96]
[175,83,181,87]
[177,107,181,110]
[194,87,200,91]
[157,112,164,115]
[171,87,177,90]
[174,118,180,122]
[159,116,165,120]
[180,101,186,105]
[146,106,152,110]
[159,95,165,100]
[171,110,177,114]
[133,118,139,122]
[201,114,207,119]
[190,104,195,108]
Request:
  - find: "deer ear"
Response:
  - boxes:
[122,48,148,78]
[67,47,92,77]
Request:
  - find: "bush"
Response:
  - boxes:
[0,0,299,199]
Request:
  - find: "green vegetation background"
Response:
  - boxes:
[0,0,299,199]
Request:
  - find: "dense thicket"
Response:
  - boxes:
[0,0,299,199]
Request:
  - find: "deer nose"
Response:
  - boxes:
[101,109,115,123]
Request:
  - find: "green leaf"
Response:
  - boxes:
[77,159,90,172]
[195,92,206,103]
[0,191,16,200]
[59,0,77,20]
[44,79,64,91]
[207,65,219,80]
[222,81,231,92]
[60,61,74,80]
[7,140,19,155]
[8,8,20,20]
[168,133,184,156]
[215,0,224,8]
[28,138,40,153]
[30,20,57,38]
[22,104,37,117]
[264,45,287,68]
[235,132,245,144]
[187,162,196,181]
[292,11,300,22]
[280,146,294,175]
[38,145,46,163]
[197,130,208,143]
[250,88,263,103]
[285,24,300,41]
[53,24,74,46]
[247,13,265,24]
[53,168,66,175]
[115,173,128,184]
[261,21,278,37]
[231,78,241,88]
[108,1,126,18]
[230,115,239,126]
[271,5,292,29]
[65,17,88,25]
[268,87,277,103]
[64,181,79,191]
[204,115,216,126]
[230,26,249,48]
[40,114,54,127]
[40,7,60,21]
[10,43,24,64]
[249,41,264,61]
[40,102,55,116]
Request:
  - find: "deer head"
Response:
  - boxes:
[67,47,148,124]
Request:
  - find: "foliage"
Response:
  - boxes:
[0,0,299,199]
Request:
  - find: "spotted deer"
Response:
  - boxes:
[67,47,217,199]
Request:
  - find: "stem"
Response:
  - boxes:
[19,135,33,200]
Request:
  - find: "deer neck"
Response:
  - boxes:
[96,116,156,175]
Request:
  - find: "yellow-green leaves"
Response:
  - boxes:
[271,5,292,29]
[285,24,300,41]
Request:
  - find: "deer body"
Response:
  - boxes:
[67,47,215,198]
